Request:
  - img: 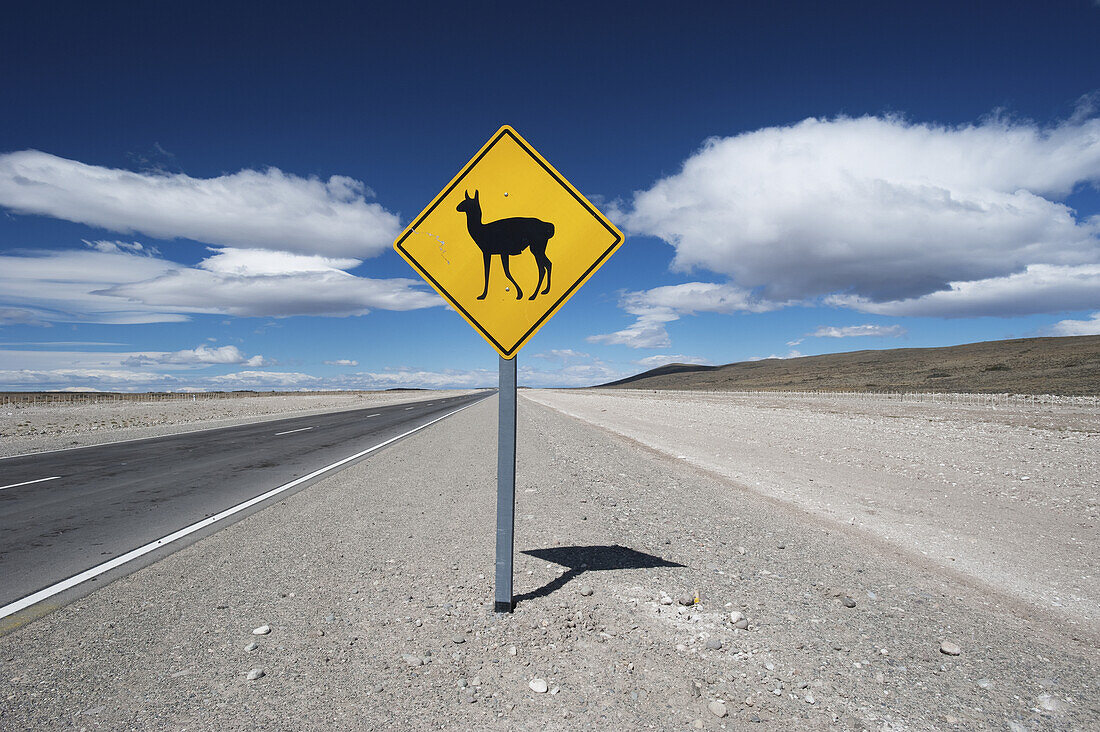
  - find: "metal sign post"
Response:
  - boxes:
[392,126,623,614]
[494,355,517,612]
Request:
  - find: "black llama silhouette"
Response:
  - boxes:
[456,189,554,300]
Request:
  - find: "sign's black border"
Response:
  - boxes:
[394,128,623,358]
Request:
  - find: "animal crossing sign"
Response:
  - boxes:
[393,125,624,358]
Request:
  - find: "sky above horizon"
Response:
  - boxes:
[1,2,1099,391]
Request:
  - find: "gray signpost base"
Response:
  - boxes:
[494,355,517,613]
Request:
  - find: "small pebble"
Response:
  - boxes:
[976,678,994,689]
[471,676,481,686]
[693,721,705,730]
[939,640,962,656]
[1037,694,1061,712]
[659,596,673,606]
[705,638,722,650]
[707,700,728,718]
[678,594,695,607]
[252,625,271,635]
[529,678,548,693]
[733,617,749,630]
[245,641,258,652]
[840,597,856,608]
[402,654,423,667]
[580,586,594,597]
[452,634,465,644]
[729,611,745,624]
[373,684,384,693]
[246,668,264,681]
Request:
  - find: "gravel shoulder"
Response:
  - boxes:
[1,395,1096,730]
[0,391,475,458]
[525,389,1100,630]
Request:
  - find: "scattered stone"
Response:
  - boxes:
[939,640,962,656]
[452,634,465,644]
[692,720,705,730]
[373,684,384,693]
[805,693,815,705]
[707,700,728,718]
[976,678,994,689]
[471,676,481,686]
[744,696,754,707]
[733,616,749,630]
[245,641,258,652]
[246,668,265,681]
[705,638,722,651]
[678,594,695,607]
[840,596,856,608]
[252,625,271,635]
[737,546,746,555]
[401,654,423,667]
[689,681,702,698]
[729,611,745,624]
[529,678,548,693]
[1037,694,1062,712]
[580,585,594,597]
[659,596,673,606]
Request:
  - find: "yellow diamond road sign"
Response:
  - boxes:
[394,125,624,359]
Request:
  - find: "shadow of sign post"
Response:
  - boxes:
[513,545,686,606]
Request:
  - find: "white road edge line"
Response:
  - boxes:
[0,476,61,492]
[367,414,381,418]
[0,396,486,621]
[274,426,313,436]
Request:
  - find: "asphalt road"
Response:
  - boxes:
[0,391,490,614]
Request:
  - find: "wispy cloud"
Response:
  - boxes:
[588,282,785,348]
[809,324,907,338]
[632,354,712,369]
[623,112,1100,312]
[827,264,1100,317]
[323,359,359,366]
[0,243,439,324]
[0,150,401,257]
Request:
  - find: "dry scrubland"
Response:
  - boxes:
[0,389,1096,730]
[603,335,1100,396]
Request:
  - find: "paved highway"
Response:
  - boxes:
[0,391,490,616]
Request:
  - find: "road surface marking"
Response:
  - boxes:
[0,476,61,492]
[405,407,414,410]
[274,427,313,436]
[0,396,486,621]
[367,414,381,417]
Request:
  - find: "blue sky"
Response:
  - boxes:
[1,1,1099,391]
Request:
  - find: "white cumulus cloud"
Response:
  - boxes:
[123,345,268,368]
[324,359,359,366]
[0,150,402,257]
[1049,311,1100,336]
[624,113,1100,309]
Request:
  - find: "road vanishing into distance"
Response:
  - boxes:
[0,391,491,618]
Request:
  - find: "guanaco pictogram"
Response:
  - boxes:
[456,189,554,300]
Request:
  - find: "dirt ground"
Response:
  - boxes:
[0,392,1096,730]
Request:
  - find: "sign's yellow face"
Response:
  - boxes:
[394,126,623,359]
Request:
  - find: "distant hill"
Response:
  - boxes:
[598,335,1100,396]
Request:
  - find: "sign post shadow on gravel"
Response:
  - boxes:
[394,126,624,612]
[513,545,685,606]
